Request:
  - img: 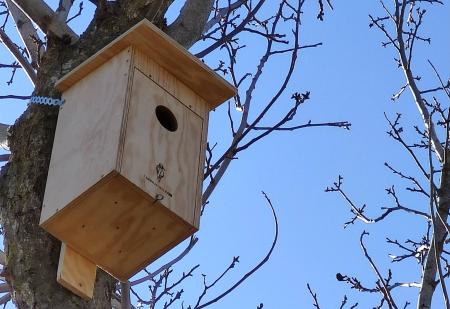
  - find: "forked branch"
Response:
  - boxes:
[10,0,78,41]
[5,0,40,66]
[0,27,36,84]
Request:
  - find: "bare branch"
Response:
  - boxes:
[325,176,430,228]
[0,95,30,100]
[56,0,75,22]
[0,284,9,294]
[0,63,21,69]
[0,250,5,266]
[0,155,9,162]
[66,1,83,24]
[202,1,305,205]
[384,162,429,197]
[130,237,198,286]
[428,60,450,103]
[421,83,450,95]
[0,293,11,305]
[130,265,199,307]
[427,114,450,308]
[252,120,350,132]
[0,27,36,84]
[194,191,278,309]
[317,0,334,21]
[203,0,247,33]
[5,0,40,66]
[394,2,444,162]
[120,281,131,309]
[196,0,265,58]
[385,113,430,181]
[307,283,321,308]
[166,0,214,49]
[0,123,8,150]
[10,0,78,41]
[360,231,398,309]
[389,282,421,289]
[339,295,348,309]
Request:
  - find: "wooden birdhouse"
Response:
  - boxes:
[40,19,236,295]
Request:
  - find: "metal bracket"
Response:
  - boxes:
[29,96,65,106]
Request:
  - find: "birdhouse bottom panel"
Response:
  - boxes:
[41,171,197,281]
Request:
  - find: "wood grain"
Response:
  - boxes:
[132,48,209,118]
[132,48,210,226]
[120,68,203,226]
[41,33,217,280]
[43,173,195,281]
[41,48,132,225]
[57,243,97,300]
[55,19,236,109]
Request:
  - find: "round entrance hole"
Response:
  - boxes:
[155,105,178,132]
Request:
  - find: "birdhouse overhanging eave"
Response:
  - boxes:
[55,19,236,110]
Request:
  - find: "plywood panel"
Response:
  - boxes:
[193,109,209,228]
[55,20,236,109]
[57,244,97,300]
[133,48,209,118]
[121,69,203,226]
[41,48,132,224]
[133,50,208,227]
[43,173,195,281]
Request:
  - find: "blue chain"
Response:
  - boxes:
[29,96,65,106]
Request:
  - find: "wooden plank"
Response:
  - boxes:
[121,68,203,226]
[133,50,207,228]
[133,48,209,118]
[43,173,195,281]
[57,243,97,300]
[55,19,236,109]
[193,110,209,228]
[41,48,132,224]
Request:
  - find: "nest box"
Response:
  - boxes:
[40,20,236,283]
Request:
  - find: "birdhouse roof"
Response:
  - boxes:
[55,19,236,109]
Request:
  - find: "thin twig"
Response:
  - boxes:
[307,283,320,308]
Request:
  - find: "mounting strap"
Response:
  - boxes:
[29,96,65,106]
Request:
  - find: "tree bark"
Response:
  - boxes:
[0,124,8,149]
[11,0,78,41]
[417,151,450,308]
[0,105,116,308]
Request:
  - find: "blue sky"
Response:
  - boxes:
[1,1,449,308]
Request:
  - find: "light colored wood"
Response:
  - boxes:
[132,49,209,227]
[43,173,195,281]
[193,109,209,228]
[132,48,209,118]
[55,19,236,109]
[40,47,132,224]
[57,243,97,300]
[120,68,204,226]
[41,29,223,281]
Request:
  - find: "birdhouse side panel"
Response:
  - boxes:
[120,68,204,227]
[193,111,208,228]
[41,47,133,225]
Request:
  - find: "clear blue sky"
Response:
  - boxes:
[1,1,449,308]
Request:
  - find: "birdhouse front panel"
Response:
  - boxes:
[128,49,210,227]
[121,68,204,226]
